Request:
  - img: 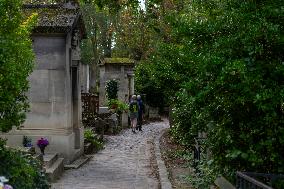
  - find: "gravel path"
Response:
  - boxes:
[52,120,169,189]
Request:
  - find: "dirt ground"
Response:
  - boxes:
[159,129,195,189]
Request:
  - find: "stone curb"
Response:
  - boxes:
[154,129,173,189]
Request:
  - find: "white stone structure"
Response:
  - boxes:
[0,2,86,164]
[99,58,135,127]
[99,58,135,106]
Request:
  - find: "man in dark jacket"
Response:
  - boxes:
[136,95,144,131]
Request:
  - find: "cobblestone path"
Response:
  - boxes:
[52,120,169,189]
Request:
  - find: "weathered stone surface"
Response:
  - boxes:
[32,36,66,70]
[52,121,170,189]
[149,107,161,120]
[99,106,109,114]
[214,177,236,189]
[80,64,89,93]
[0,3,87,166]
[99,58,135,110]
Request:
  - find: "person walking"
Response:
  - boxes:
[137,95,144,131]
[129,95,139,133]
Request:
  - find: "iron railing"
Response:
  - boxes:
[236,172,284,189]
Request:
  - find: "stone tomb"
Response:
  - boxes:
[99,58,135,127]
[0,1,86,164]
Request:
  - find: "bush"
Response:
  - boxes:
[170,0,284,185]
[107,99,128,114]
[0,139,50,189]
[135,62,166,108]
[84,129,104,151]
[135,0,284,186]
[0,0,37,132]
[105,79,118,101]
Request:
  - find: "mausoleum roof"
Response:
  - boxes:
[23,0,85,34]
[100,58,135,66]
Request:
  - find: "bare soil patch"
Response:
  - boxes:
[159,129,195,189]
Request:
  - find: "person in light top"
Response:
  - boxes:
[129,95,139,133]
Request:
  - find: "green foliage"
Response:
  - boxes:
[80,38,94,65]
[272,178,284,189]
[105,79,118,100]
[113,4,156,60]
[0,0,37,132]
[187,160,219,189]
[80,0,138,62]
[107,99,128,114]
[135,62,166,108]
[80,0,155,62]
[0,139,50,189]
[174,0,283,177]
[84,129,104,151]
[80,2,111,62]
[136,0,284,185]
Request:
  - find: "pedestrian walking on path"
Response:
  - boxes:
[137,95,144,131]
[129,95,139,133]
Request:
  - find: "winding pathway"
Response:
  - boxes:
[52,120,169,189]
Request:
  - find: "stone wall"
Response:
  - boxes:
[0,34,84,164]
[99,64,134,106]
[80,64,89,93]
[25,35,70,129]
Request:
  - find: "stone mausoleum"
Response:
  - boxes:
[99,58,135,127]
[0,1,87,164]
[99,58,135,106]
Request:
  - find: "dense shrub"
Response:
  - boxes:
[84,129,104,151]
[136,0,284,185]
[105,79,118,100]
[107,99,128,114]
[173,0,284,177]
[0,0,37,132]
[0,139,50,189]
[135,62,166,108]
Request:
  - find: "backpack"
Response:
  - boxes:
[129,101,138,113]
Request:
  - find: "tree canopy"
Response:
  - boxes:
[134,0,284,186]
[0,0,37,132]
[79,0,284,185]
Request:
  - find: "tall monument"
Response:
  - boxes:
[1,0,86,164]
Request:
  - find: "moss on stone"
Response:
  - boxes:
[103,58,134,64]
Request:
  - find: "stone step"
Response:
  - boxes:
[46,158,64,182]
[43,153,58,169]
[64,155,91,170]
[214,176,236,189]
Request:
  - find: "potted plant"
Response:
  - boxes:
[37,138,49,155]
[107,99,128,114]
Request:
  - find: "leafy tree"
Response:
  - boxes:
[0,0,37,132]
[134,0,191,105]
[80,0,131,90]
[135,62,165,107]
[0,139,50,189]
[136,0,284,185]
[113,3,157,60]
[0,1,50,188]
[105,79,118,100]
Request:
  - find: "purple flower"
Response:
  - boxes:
[37,138,49,147]
[4,184,13,189]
